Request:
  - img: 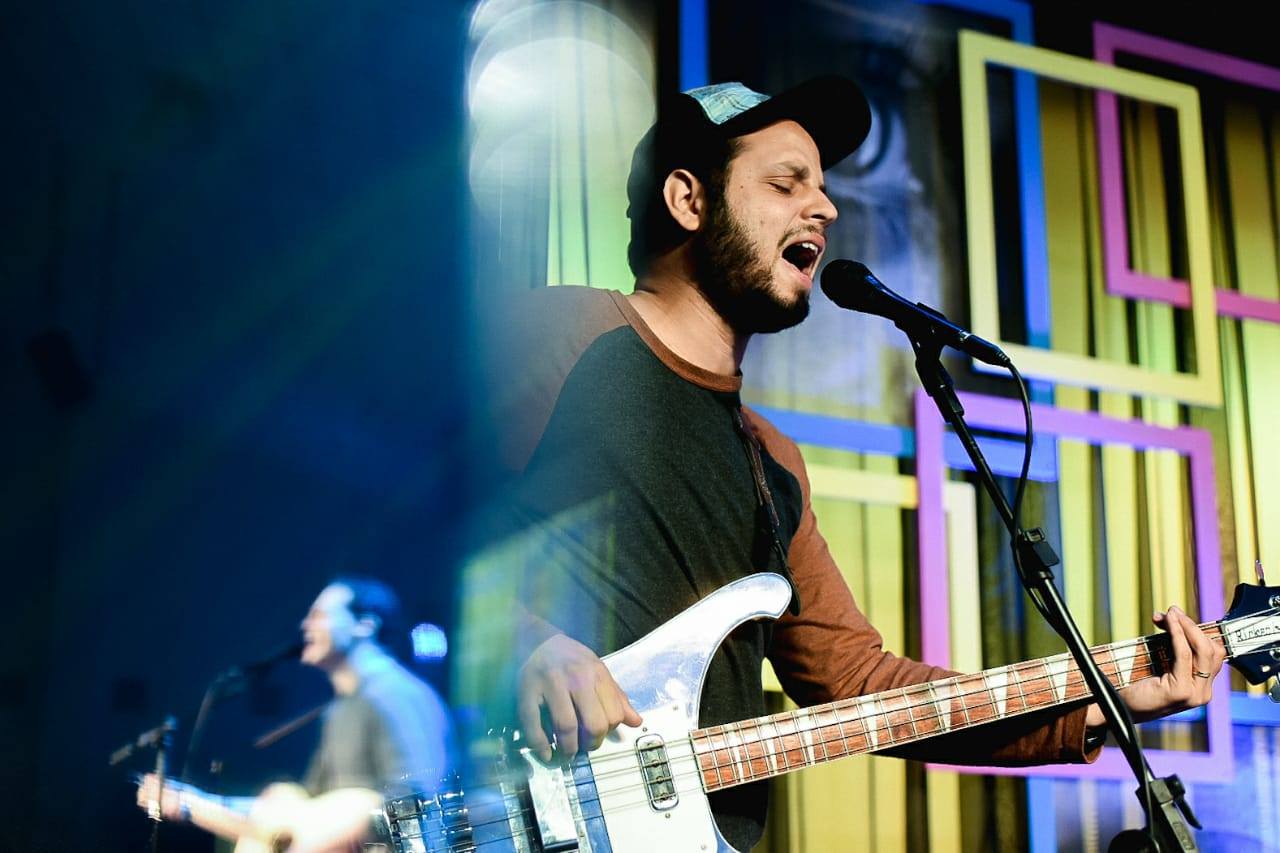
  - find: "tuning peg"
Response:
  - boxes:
[1258,559,1267,585]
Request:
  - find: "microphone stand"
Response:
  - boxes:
[182,642,301,779]
[110,715,177,852]
[909,334,1200,852]
[180,668,243,781]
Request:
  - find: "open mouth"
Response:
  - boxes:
[781,238,823,279]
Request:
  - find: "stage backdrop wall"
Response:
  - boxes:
[467,1,1280,850]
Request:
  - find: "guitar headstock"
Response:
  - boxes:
[1221,580,1280,684]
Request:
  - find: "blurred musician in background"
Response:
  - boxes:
[137,577,452,852]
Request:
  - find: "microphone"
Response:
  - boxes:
[214,640,305,685]
[820,260,1010,367]
[108,716,178,766]
[238,640,305,675]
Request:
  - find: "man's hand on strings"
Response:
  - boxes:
[517,633,643,763]
[1084,605,1227,731]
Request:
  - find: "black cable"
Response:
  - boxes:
[1004,364,1158,850]
[1005,363,1053,628]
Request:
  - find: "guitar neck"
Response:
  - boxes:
[691,622,1225,791]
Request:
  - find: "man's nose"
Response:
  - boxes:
[807,189,838,225]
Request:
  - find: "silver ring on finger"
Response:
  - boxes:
[1193,669,1211,679]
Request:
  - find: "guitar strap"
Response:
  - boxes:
[733,407,801,615]
[253,702,328,750]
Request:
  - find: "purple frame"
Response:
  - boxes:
[914,388,1233,780]
[1094,22,1280,325]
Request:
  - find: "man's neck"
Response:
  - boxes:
[324,641,394,696]
[629,258,748,376]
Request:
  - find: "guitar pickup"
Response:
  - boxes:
[634,735,678,811]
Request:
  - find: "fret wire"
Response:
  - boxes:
[835,703,852,757]
[1103,643,1121,689]
[811,707,828,761]
[904,686,920,740]
[983,672,999,724]
[760,714,776,777]
[1114,641,1132,686]
[713,725,733,788]
[788,711,805,768]
[926,681,946,733]
[734,720,751,783]
[796,707,814,765]
[785,708,801,767]
[799,706,817,765]
[731,721,749,783]
[722,723,739,785]
[776,712,797,772]
[875,694,894,746]
[860,696,880,747]
[1013,660,1029,714]
[812,707,831,763]
[767,714,787,773]
[745,721,760,781]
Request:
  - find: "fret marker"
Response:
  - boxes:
[929,682,953,734]
[799,722,818,765]
[725,728,748,782]
[859,697,880,749]
[1117,647,1136,688]
[1046,657,1070,702]
[763,723,780,774]
[987,670,1009,717]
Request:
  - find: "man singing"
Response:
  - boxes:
[139,577,451,852]
[467,75,1225,851]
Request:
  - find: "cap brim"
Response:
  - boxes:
[719,75,871,170]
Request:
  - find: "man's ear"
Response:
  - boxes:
[662,168,707,233]
[354,614,381,640]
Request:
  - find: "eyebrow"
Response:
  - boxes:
[770,161,825,194]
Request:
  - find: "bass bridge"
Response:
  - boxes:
[377,730,608,852]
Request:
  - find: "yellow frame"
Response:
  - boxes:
[959,30,1221,406]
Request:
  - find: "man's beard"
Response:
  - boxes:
[692,193,810,335]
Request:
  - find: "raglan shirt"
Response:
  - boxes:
[482,286,1097,850]
[304,662,452,799]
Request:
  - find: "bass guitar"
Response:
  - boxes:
[379,572,1280,852]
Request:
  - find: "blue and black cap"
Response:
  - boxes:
[624,76,871,275]
[626,75,872,220]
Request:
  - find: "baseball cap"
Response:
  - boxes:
[626,75,871,219]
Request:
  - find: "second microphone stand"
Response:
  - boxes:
[910,333,1199,852]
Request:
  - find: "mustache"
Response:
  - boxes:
[776,226,825,250]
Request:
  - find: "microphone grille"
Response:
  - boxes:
[820,259,876,310]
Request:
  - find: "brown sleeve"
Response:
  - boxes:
[745,408,1100,767]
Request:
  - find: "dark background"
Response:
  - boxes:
[1,2,470,850]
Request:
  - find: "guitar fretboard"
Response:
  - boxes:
[690,623,1223,791]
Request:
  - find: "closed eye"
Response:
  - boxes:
[768,182,793,195]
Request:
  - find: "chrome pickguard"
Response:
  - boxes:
[590,572,792,853]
